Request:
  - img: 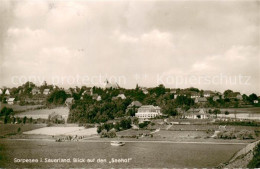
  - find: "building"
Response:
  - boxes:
[183,109,209,119]
[253,100,259,104]
[43,89,50,95]
[5,89,10,95]
[31,88,40,95]
[135,105,162,119]
[236,94,243,101]
[227,92,242,100]
[0,89,3,95]
[104,80,119,89]
[128,101,142,108]
[127,101,142,112]
[203,90,212,98]
[97,96,102,101]
[195,97,207,103]
[190,92,200,99]
[92,94,101,101]
[7,98,15,105]
[140,87,149,94]
[213,96,220,101]
[65,89,73,95]
[65,97,74,107]
[170,89,177,94]
[82,87,93,96]
[117,94,126,100]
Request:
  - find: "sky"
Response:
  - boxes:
[0,0,259,95]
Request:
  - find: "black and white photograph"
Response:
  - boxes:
[0,0,259,168]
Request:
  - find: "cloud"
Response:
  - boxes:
[0,0,259,95]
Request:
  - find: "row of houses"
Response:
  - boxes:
[0,89,10,95]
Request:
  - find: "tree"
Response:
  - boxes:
[224,89,233,98]
[248,93,258,103]
[0,107,14,117]
[213,109,221,118]
[224,111,229,115]
[163,104,178,116]
[47,90,68,105]
[133,117,139,125]
[23,116,27,124]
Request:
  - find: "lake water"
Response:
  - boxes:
[1,139,245,168]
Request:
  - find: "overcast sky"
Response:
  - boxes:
[0,0,259,94]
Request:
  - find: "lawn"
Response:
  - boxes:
[23,127,97,136]
[0,104,45,112]
[0,124,46,137]
[14,107,69,120]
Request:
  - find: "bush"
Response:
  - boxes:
[139,121,150,128]
[217,130,255,140]
[100,129,117,138]
[247,142,260,168]
[235,130,255,140]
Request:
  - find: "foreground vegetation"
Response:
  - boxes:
[247,142,260,168]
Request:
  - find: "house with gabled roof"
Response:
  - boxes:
[117,94,126,100]
[213,96,220,101]
[65,97,74,107]
[64,89,72,96]
[82,87,93,96]
[5,89,10,95]
[183,108,209,119]
[203,90,213,98]
[32,88,40,95]
[127,101,142,113]
[104,80,119,89]
[190,92,200,99]
[195,97,207,103]
[43,89,50,95]
[7,98,15,105]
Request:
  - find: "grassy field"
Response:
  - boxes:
[14,107,69,120]
[23,127,97,136]
[0,104,45,112]
[0,124,46,137]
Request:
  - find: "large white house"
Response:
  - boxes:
[135,105,162,119]
[7,98,15,105]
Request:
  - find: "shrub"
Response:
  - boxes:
[247,142,260,168]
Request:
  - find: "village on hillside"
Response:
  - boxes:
[1,80,260,168]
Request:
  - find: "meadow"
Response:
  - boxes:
[14,107,69,120]
[23,127,97,136]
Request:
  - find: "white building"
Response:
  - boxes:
[104,80,119,89]
[190,92,200,99]
[135,105,162,119]
[43,89,50,95]
[97,96,102,101]
[203,90,212,98]
[117,94,126,100]
[5,89,10,95]
[7,98,15,105]
[183,109,209,119]
[0,89,3,95]
[65,97,74,107]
